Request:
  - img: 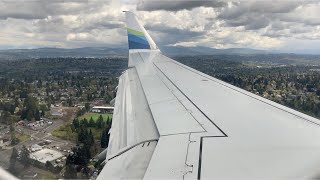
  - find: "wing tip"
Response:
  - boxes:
[125,11,158,50]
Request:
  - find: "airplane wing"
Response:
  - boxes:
[97,11,320,179]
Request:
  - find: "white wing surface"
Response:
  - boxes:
[98,12,320,179]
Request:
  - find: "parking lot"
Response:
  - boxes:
[0,116,74,167]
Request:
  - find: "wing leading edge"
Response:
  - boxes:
[98,12,320,180]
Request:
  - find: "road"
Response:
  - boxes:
[32,119,64,139]
[0,118,70,169]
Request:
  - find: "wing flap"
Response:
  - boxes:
[98,141,157,180]
[143,134,191,179]
[107,68,159,159]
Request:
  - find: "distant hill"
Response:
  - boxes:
[160,46,267,56]
[0,47,128,60]
[0,46,268,60]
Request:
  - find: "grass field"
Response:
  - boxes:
[52,124,77,141]
[16,133,30,142]
[52,125,103,141]
[52,113,112,141]
[79,113,112,122]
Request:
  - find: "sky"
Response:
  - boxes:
[0,0,319,53]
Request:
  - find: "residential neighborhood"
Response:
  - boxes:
[0,60,119,178]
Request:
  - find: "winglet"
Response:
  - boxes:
[125,11,158,50]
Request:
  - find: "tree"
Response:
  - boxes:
[106,116,112,128]
[85,103,90,112]
[89,129,94,146]
[101,121,106,129]
[8,148,18,173]
[97,115,103,129]
[100,129,109,148]
[76,108,86,117]
[35,109,40,121]
[0,111,11,125]
[89,117,95,127]
[14,98,20,108]
[45,161,52,170]
[81,166,90,179]
[78,128,85,143]
[9,104,16,115]
[20,145,30,167]
[68,146,90,167]
[72,118,79,129]
[21,96,39,121]
[67,98,73,107]
[40,110,45,117]
[9,123,14,132]
[64,164,77,179]
[82,118,89,128]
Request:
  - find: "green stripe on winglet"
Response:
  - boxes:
[127,28,144,36]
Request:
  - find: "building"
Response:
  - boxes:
[91,106,114,114]
[30,148,64,165]
[30,144,42,152]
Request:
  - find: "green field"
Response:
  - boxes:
[52,124,77,141]
[53,124,103,141]
[52,113,112,141]
[79,113,112,122]
[16,133,30,142]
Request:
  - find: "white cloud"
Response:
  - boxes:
[66,33,90,41]
[0,0,319,52]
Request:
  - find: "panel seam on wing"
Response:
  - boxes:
[170,59,320,127]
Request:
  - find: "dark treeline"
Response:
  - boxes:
[65,115,111,179]
[0,57,127,79]
[173,54,320,66]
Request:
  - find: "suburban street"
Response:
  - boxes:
[0,118,72,169]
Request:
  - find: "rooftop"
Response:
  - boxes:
[30,148,64,164]
[92,106,114,110]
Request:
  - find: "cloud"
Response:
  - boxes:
[0,0,319,52]
[217,1,304,30]
[278,3,320,26]
[66,32,91,41]
[0,0,100,20]
[0,0,125,48]
[146,24,204,45]
[137,0,226,11]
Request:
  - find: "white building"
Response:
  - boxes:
[91,106,114,114]
[30,148,64,164]
[30,144,42,152]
